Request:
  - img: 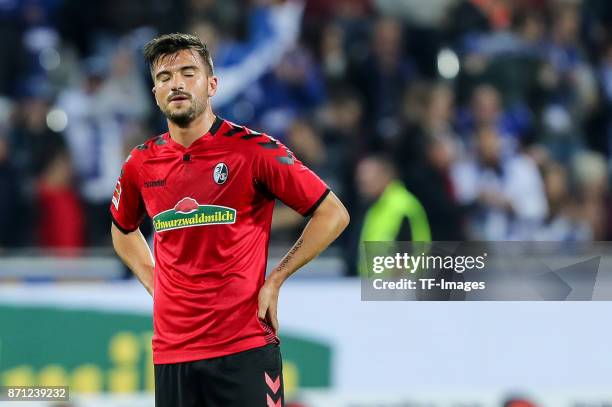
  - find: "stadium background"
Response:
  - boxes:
[1,0,612,405]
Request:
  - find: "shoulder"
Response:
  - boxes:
[216,119,283,155]
[127,133,170,163]
[119,133,169,181]
[216,119,264,142]
[388,182,422,207]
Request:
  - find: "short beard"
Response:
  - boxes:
[162,98,206,128]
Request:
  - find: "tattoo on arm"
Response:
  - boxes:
[276,238,304,274]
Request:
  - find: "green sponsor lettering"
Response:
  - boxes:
[152,204,237,232]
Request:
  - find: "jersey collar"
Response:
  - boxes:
[165,116,225,151]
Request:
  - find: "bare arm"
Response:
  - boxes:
[258,191,350,332]
[111,223,155,296]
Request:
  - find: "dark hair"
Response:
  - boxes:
[143,33,214,76]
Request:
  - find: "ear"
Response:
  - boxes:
[152,86,160,106]
[208,76,218,97]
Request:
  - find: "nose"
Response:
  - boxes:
[170,75,185,91]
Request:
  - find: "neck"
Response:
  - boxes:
[168,108,216,148]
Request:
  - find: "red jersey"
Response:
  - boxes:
[110,117,329,364]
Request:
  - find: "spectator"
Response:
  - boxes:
[533,159,591,241]
[395,82,459,177]
[255,44,326,137]
[412,134,467,240]
[56,56,126,246]
[36,147,85,251]
[456,8,547,108]
[571,150,610,240]
[456,83,531,151]
[204,1,307,119]
[540,4,598,161]
[394,83,467,240]
[1,0,612,254]
[451,125,547,240]
[355,155,431,275]
[319,88,366,201]
[103,45,151,121]
[319,23,349,84]
[348,17,418,142]
[10,85,66,179]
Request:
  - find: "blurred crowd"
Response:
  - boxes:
[1,0,612,274]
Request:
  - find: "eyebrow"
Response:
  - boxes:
[155,65,200,80]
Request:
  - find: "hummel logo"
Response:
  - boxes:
[144,179,166,188]
[265,373,280,394]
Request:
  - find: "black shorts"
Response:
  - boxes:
[154,344,285,407]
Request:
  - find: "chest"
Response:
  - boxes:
[139,151,254,221]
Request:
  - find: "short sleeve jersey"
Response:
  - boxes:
[110,117,329,364]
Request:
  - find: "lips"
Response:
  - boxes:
[169,94,190,102]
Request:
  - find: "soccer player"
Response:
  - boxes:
[110,33,349,407]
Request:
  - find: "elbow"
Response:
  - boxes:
[110,223,121,251]
[328,200,350,237]
[311,191,350,235]
[337,205,350,232]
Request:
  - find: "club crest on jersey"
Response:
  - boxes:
[152,197,236,232]
[213,162,229,185]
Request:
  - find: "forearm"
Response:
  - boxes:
[111,224,155,296]
[267,192,349,287]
